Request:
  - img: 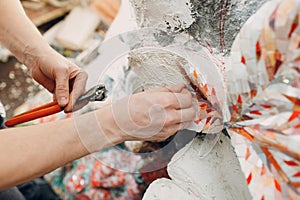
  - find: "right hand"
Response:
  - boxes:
[108,83,197,142]
[24,47,88,112]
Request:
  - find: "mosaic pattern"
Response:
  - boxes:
[188,0,269,55]
[228,0,300,198]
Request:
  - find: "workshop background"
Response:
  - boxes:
[0,0,116,118]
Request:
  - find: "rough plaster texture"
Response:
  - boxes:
[130,0,268,55]
[143,134,251,200]
[130,0,195,32]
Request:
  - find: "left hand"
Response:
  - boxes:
[24,47,88,112]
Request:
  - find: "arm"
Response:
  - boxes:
[0,0,87,111]
[0,84,196,189]
[0,112,102,190]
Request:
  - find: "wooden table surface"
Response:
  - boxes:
[24,4,74,27]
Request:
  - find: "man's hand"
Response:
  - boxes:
[25,47,88,112]
[106,83,197,142]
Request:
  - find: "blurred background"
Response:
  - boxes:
[0,0,120,118]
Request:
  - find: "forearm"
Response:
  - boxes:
[0,107,123,190]
[0,0,50,66]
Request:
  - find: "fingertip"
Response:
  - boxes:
[170,83,186,93]
[181,89,193,103]
[58,96,68,107]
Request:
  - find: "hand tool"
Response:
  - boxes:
[5,84,107,127]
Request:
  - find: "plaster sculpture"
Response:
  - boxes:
[85,0,300,199]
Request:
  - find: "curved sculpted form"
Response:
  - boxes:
[84,0,300,199]
[229,0,300,199]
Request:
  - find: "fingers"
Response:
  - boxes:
[30,68,55,93]
[153,121,193,142]
[107,83,196,142]
[151,89,192,112]
[164,107,196,126]
[54,68,70,107]
[168,90,193,109]
[52,59,88,112]
[30,47,89,111]
[144,83,194,111]
[168,121,192,133]
[166,83,186,93]
[64,70,88,112]
[147,87,196,141]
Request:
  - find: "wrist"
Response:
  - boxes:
[22,40,53,69]
[95,104,128,144]
[74,104,126,153]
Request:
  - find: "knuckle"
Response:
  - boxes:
[58,66,70,74]
[166,111,180,125]
[55,84,68,93]
[156,97,168,105]
[161,96,177,107]
[73,69,88,79]
[184,91,193,105]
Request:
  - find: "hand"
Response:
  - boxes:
[107,84,197,142]
[24,47,88,112]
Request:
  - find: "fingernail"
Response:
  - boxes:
[60,97,68,105]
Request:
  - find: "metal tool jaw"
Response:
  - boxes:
[76,84,107,103]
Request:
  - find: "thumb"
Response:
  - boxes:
[166,83,186,93]
[55,73,69,107]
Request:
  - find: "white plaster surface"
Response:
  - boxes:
[129,0,194,32]
[143,134,251,200]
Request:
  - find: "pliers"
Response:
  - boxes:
[5,84,107,127]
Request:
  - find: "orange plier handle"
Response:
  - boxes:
[4,84,107,127]
[5,101,62,127]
